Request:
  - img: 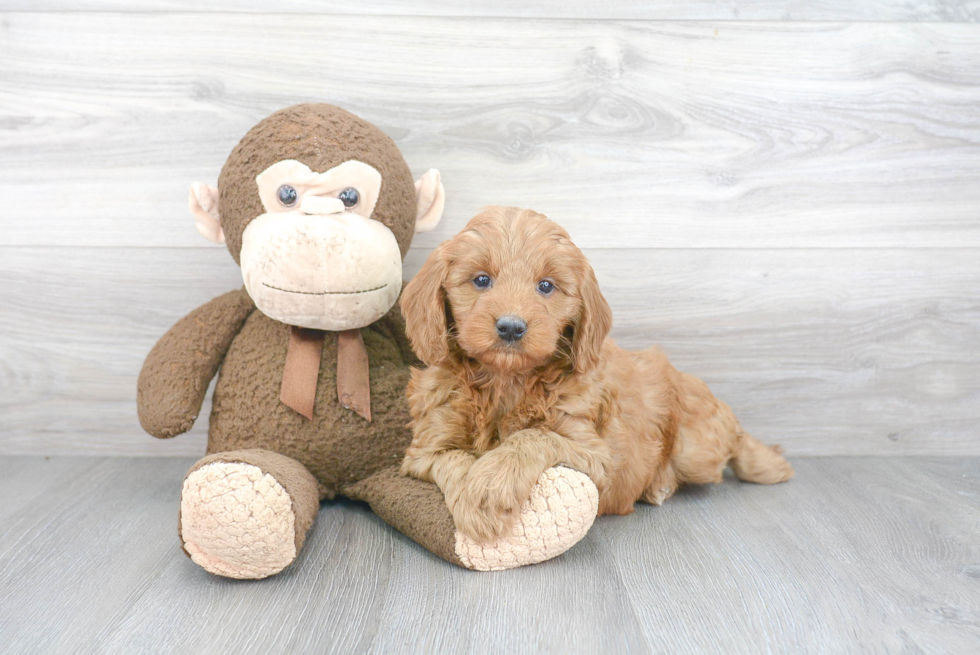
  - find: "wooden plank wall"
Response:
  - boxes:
[1,3,978,456]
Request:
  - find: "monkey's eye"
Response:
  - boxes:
[277,185,298,207]
[473,274,492,289]
[537,280,555,295]
[338,187,360,208]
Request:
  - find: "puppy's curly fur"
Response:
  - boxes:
[400,207,793,543]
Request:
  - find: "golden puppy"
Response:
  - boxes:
[400,206,793,543]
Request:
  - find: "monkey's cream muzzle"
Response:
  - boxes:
[240,159,401,331]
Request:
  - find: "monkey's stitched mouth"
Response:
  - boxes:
[262,283,388,296]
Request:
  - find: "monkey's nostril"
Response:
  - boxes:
[496,315,527,342]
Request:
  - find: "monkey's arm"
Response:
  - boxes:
[137,288,256,438]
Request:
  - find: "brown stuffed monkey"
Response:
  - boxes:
[137,104,598,577]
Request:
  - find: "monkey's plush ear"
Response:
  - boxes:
[414,169,445,234]
[189,182,225,244]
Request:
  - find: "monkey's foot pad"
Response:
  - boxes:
[180,462,297,579]
[455,466,599,571]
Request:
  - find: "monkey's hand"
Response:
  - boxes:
[137,288,255,438]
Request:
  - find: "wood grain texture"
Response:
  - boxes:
[0,456,977,653]
[1,15,980,249]
[1,246,977,456]
[9,2,980,21]
[1,10,979,459]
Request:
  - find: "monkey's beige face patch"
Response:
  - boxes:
[256,160,382,220]
[241,159,401,330]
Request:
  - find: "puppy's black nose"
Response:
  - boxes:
[496,315,527,342]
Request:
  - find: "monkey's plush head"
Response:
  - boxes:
[188,104,445,331]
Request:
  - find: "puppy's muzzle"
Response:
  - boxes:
[496,315,527,342]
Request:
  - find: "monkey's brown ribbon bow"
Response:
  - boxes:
[279,326,372,422]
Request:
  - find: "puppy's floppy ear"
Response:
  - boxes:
[401,245,451,366]
[572,265,613,374]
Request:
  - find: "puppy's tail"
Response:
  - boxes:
[730,433,794,484]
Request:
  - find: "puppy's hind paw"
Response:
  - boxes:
[454,466,599,571]
[642,486,676,506]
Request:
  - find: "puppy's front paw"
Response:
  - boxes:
[453,451,543,543]
[455,466,600,571]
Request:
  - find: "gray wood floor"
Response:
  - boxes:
[1,455,977,654]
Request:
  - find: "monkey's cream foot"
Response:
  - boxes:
[454,466,599,572]
[179,450,319,579]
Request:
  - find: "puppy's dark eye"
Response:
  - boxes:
[473,274,492,289]
[277,185,298,207]
[338,187,360,208]
[537,280,555,295]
